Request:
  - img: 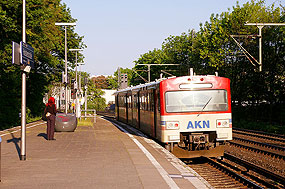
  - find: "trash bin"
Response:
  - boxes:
[55,113,77,132]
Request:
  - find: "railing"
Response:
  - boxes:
[80,109,96,123]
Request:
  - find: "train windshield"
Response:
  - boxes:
[165,90,228,113]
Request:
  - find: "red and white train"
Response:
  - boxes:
[115,74,232,158]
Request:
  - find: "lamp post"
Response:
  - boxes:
[69,49,84,117]
[77,62,85,118]
[69,49,83,90]
[77,62,85,92]
[20,0,27,161]
[55,22,76,114]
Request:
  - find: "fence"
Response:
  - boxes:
[80,109,96,123]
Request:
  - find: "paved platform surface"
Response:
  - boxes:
[0,116,210,189]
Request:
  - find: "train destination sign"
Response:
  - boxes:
[20,41,34,69]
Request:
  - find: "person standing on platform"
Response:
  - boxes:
[44,97,57,140]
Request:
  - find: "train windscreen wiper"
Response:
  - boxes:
[197,97,212,117]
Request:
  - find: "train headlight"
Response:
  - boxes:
[216,119,230,128]
[165,121,180,130]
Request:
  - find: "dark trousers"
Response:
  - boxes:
[47,114,55,140]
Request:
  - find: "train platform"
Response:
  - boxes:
[0,116,211,189]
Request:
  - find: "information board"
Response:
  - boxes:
[20,41,34,68]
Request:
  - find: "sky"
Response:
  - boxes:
[62,0,280,77]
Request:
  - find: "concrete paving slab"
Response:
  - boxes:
[0,117,210,189]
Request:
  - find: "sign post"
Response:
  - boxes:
[20,0,27,161]
[19,0,34,161]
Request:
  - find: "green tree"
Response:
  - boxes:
[162,30,199,75]
[91,75,110,89]
[132,49,164,84]
[131,0,284,128]
[67,71,107,111]
[106,75,119,89]
[86,80,106,111]
[0,0,85,129]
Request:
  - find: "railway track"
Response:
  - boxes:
[229,139,285,159]
[223,153,285,187]
[106,117,249,188]
[233,137,285,151]
[185,157,252,188]
[186,153,285,188]
[233,128,285,144]
[103,116,285,188]
[231,127,285,160]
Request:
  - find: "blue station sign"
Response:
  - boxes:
[20,41,34,68]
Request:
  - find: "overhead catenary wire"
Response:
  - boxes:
[230,35,260,67]
[133,69,148,83]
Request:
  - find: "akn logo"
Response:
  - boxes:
[187,120,210,129]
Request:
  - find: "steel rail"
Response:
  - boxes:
[224,153,285,186]
[233,127,285,140]
[233,137,285,151]
[205,157,263,188]
[233,130,285,143]
[229,141,285,159]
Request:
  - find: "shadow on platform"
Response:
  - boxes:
[37,133,48,140]
[6,133,21,159]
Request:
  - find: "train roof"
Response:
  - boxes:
[114,75,229,94]
[114,79,162,94]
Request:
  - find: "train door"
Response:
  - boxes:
[155,88,161,139]
[132,92,137,127]
[127,93,132,124]
[137,91,140,129]
[125,94,128,123]
[153,89,157,138]
[131,94,133,124]
[115,95,119,120]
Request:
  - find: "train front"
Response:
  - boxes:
[159,75,232,158]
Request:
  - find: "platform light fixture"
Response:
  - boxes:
[69,49,84,118]
[55,22,76,114]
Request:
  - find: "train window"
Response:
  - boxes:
[157,90,160,112]
[144,93,147,110]
[137,93,140,109]
[140,95,143,110]
[146,93,149,111]
[119,95,126,107]
[118,96,122,107]
[143,94,146,110]
[149,90,154,112]
[133,94,136,108]
[120,96,125,107]
[127,95,131,108]
[124,96,127,106]
[149,93,151,111]
[165,90,228,112]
